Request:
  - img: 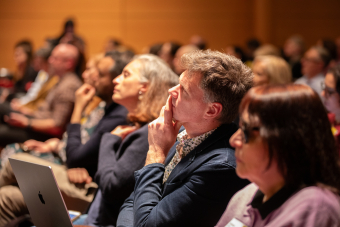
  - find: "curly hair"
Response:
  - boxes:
[181,49,253,123]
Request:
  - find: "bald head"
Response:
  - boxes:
[173,45,199,75]
[48,44,79,76]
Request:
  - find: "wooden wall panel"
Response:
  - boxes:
[0,0,339,72]
[272,0,340,48]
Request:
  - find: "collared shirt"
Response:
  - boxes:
[163,128,215,183]
[250,186,298,219]
[19,70,49,105]
[294,73,324,96]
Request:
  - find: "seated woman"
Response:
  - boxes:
[70,54,179,226]
[216,84,340,227]
[252,55,292,86]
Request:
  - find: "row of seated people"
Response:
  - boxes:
[0,47,340,226]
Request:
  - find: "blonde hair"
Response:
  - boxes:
[128,54,179,125]
[253,55,292,85]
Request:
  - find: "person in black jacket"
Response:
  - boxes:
[70,54,179,226]
[117,50,253,227]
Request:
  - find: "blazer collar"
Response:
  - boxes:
[163,123,237,185]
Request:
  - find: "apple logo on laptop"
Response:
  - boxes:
[38,191,45,204]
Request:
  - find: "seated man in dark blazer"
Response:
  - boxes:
[117,50,253,227]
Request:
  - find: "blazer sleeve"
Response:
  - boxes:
[95,128,149,205]
[65,112,127,169]
[117,192,135,227]
[132,154,243,227]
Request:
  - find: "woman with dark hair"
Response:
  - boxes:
[3,40,38,102]
[216,84,340,226]
[322,64,340,154]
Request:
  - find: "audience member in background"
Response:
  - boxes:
[244,38,261,65]
[216,84,340,227]
[252,55,292,86]
[145,43,163,56]
[336,36,340,65]
[254,44,281,58]
[283,35,305,80]
[1,40,38,103]
[51,18,85,54]
[104,38,123,53]
[173,45,199,75]
[117,50,252,227]
[295,46,331,96]
[0,44,82,147]
[322,65,340,154]
[190,35,207,50]
[10,48,51,112]
[0,48,50,118]
[0,53,105,168]
[225,45,246,63]
[159,42,181,71]
[67,54,179,226]
[317,38,338,69]
[0,51,129,225]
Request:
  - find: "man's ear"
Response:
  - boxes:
[204,102,222,120]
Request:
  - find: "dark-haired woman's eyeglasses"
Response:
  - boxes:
[321,82,336,97]
[240,125,260,143]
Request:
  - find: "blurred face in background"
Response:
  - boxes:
[82,59,99,86]
[95,57,115,101]
[14,46,28,66]
[322,73,340,115]
[301,48,324,78]
[284,40,301,58]
[252,61,269,86]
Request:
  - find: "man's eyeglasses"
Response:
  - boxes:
[240,124,260,143]
[321,82,336,97]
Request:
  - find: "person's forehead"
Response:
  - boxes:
[305,49,320,59]
[125,59,141,73]
[98,57,113,72]
[179,70,203,93]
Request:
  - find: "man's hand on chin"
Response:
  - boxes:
[145,96,182,166]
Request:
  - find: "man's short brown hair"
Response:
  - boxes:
[181,50,253,123]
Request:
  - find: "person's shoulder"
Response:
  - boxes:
[61,73,82,87]
[274,186,340,225]
[229,183,258,204]
[290,186,340,210]
[294,76,307,84]
[106,103,128,117]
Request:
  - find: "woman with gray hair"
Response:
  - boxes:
[252,55,292,87]
[74,54,179,226]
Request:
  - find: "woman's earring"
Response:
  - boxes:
[138,91,143,101]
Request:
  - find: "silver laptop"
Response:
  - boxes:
[9,158,74,227]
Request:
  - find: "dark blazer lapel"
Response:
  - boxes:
[163,123,237,186]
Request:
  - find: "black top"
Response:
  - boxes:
[251,186,299,219]
[84,124,150,226]
[66,102,128,177]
